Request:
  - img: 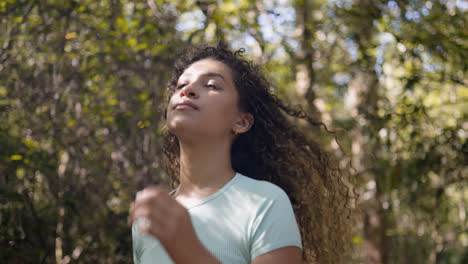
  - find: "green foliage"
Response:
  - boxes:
[1,0,466,263]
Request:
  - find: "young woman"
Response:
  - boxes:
[129,44,352,263]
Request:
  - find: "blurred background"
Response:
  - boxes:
[0,0,467,263]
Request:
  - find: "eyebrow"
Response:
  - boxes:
[204,72,225,81]
[181,72,225,81]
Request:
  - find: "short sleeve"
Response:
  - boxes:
[132,220,143,264]
[132,218,174,264]
[249,188,303,260]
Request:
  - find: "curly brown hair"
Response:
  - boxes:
[162,43,353,263]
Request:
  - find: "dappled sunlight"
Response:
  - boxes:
[1,0,466,263]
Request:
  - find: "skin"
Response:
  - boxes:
[129,59,302,264]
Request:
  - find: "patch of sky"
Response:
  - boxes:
[375,64,383,75]
[375,48,384,76]
[257,2,296,44]
[271,46,287,60]
[328,0,352,10]
[375,32,396,76]
[380,32,396,45]
[419,1,435,16]
[421,7,429,16]
[421,51,442,72]
[387,0,403,17]
[175,9,206,33]
[325,8,336,18]
[387,0,398,10]
[456,0,468,11]
[345,38,358,62]
[333,72,351,86]
[390,19,402,32]
[231,29,288,62]
[423,61,441,72]
[442,0,468,10]
[258,14,280,43]
[404,7,421,22]
[285,37,300,52]
[231,32,258,54]
[162,3,177,15]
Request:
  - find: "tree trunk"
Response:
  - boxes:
[345,0,388,261]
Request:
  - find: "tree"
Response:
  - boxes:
[1,0,466,263]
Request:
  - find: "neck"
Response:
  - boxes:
[176,137,235,198]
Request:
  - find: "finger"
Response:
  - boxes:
[130,189,161,225]
[138,215,166,237]
[134,189,176,213]
[136,185,170,201]
[130,185,175,228]
[131,206,152,222]
[128,202,135,226]
[129,201,148,225]
[131,196,172,224]
[134,210,167,238]
[130,194,173,227]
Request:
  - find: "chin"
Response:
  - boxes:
[167,120,198,136]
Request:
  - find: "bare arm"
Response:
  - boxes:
[251,246,302,264]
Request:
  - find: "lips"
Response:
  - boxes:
[174,101,198,110]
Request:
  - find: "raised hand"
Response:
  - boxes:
[129,186,220,264]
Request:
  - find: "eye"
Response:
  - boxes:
[176,83,187,90]
[206,84,220,90]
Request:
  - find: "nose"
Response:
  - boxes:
[179,84,198,99]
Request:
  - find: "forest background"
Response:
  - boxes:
[1,0,467,263]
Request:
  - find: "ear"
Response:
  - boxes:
[233,112,254,134]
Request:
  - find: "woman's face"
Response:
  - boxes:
[166,58,244,140]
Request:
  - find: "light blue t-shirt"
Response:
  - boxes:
[132,172,302,263]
